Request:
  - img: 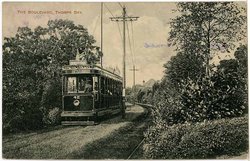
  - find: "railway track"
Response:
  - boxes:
[66,104,150,159]
[126,104,151,159]
[127,138,145,159]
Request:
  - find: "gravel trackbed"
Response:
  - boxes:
[3,105,145,159]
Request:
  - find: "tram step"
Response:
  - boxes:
[61,121,95,126]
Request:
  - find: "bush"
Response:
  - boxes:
[42,107,61,126]
[150,70,247,125]
[143,116,248,159]
[179,73,246,123]
[150,80,185,125]
[149,45,248,126]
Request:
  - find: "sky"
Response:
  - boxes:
[2,2,247,87]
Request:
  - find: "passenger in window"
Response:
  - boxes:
[79,79,85,91]
[84,78,92,93]
[94,82,98,91]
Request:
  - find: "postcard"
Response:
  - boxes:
[2,1,248,160]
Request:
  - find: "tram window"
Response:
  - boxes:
[111,80,114,94]
[103,78,106,94]
[103,77,106,94]
[116,81,118,95]
[106,78,108,94]
[111,80,114,95]
[67,77,77,93]
[78,76,93,93]
[112,80,115,95]
[109,79,111,94]
[119,83,122,95]
[101,77,104,93]
[115,81,118,95]
[112,80,114,94]
[106,78,109,94]
[93,76,98,91]
[108,79,112,95]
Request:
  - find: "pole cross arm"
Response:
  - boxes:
[130,69,139,71]
[110,16,139,22]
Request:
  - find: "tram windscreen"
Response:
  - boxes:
[78,76,93,93]
[66,75,95,93]
[67,77,77,93]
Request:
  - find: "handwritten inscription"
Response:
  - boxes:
[17,10,82,14]
[144,42,170,48]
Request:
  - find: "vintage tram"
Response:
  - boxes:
[61,60,123,125]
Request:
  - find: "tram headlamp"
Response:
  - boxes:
[73,99,80,106]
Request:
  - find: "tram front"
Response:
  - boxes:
[61,63,99,125]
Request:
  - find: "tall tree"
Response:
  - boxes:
[163,52,205,88]
[3,19,101,132]
[168,2,246,77]
[234,44,247,81]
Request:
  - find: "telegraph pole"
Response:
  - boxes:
[123,7,126,96]
[130,65,139,105]
[110,6,139,112]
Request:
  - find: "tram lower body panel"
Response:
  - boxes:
[61,94,122,125]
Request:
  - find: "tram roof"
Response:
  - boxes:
[62,63,122,81]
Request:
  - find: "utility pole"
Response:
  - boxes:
[110,6,139,111]
[100,2,103,67]
[130,65,139,106]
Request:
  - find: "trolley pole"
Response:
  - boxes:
[100,2,103,67]
[130,65,139,106]
[110,6,139,118]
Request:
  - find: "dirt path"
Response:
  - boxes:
[230,152,248,160]
[3,105,145,159]
[217,151,248,160]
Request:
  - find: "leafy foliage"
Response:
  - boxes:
[163,52,205,88]
[3,19,101,133]
[143,116,248,159]
[126,83,153,105]
[168,2,246,76]
[179,72,246,122]
[141,2,247,159]
[149,44,247,125]
[234,44,248,91]
[150,80,184,125]
[145,2,248,125]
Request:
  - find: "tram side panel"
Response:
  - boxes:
[96,76,123,117]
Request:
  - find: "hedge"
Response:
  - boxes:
[143,116,248,159]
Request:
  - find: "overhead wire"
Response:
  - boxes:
[126,21,135,66]
[117,3,135,68]
[118,2,123,9]
[125,10,136,66]
[104,3,115,17]
[116,22,123,43]
[104,3,123,42]
[130,21,136,65]
[92,15,100,36]
[103,3,136,68]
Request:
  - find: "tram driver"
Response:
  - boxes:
[84,78,92,93]
[79,77,92,93]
